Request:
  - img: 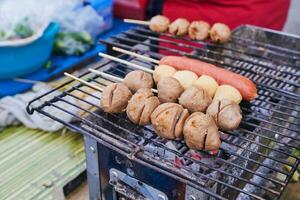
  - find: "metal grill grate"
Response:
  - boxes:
[27,25,300,200]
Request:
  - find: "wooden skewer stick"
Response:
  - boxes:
[112,47,160,64]
[98,52,154,74]
[89,68,158,93]
[64,72,103,92]
[124,19,150,26]
[89,69,123,82]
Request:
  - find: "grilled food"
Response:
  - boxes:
[126,88,160,125]
[151,103,189,139]
[173,70,198,90]
[206,99,242,131]
[159,56,257,101]
[153,65,177,83]
[193,75,219,98]
[188,21,210,40]
[124,70,153,93]
[179,86,211,112]
[183,112,221,150]
[157,77,184,103]
[210,23,231,43]
[169,18,190,36]
[150,15,170,33]
[213,85,242,104]
[101,83,132,113]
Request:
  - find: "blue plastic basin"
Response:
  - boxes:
[0,23,59,80]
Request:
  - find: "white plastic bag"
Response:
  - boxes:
[0,0,105,55]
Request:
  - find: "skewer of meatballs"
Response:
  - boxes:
[110,47,257,102]
[64,44,256,152]
[124,15,231,43]
[66,69,241,152]
[91,53,245,150]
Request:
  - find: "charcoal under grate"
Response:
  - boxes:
[27,25,300,200]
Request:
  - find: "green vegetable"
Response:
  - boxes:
[72,32,93,44]
[0,30,5,40]
[53,31,94,56]
[14,23,34,38]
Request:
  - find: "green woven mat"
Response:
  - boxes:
[0,126,86,200]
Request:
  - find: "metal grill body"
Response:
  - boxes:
[27,25,300,200]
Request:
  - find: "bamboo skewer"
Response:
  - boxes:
[89,68,158,93]
[124,19,150,26]
[112,47,160,64]
[89,69,123,83]
[98,52,154,74]
[64,72,103,92]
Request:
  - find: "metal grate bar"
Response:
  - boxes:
[231,35,300,57]
[70,82,291,185]
[124,30,300,83]
[101,39,300,108]
[109,35,300,115]
[46,95,281,199]
[109,35,300,101]
[58,75,293,176]
[134,27,300,65]
[27,25,300,200]
[34,72,288,196]
[100,42,300,147]
[110,34,300,99]
[49,95,264,197]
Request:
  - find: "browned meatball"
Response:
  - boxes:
[210,23,231,43]
[157,77,184,103]
[179,86,212,113]
[150,15,170,33]
[123,70,153,93]
[101,83,132,113]
[183,112,221,150]
[126,88,160,125]
[169,18,190,36]
[151,103,189,139]
[206,99,242,131]
[188,21,210,40]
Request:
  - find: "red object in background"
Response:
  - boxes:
[114,0,149,20]
[162,0,290,30]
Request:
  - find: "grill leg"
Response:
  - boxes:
[84,135,102,200]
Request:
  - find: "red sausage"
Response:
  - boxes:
[159,56,257,101]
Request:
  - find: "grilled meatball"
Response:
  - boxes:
[188,21,210,40]
[173,70,198,90]
[157,77,184,103]
[210,23,231,43]
[183,112,221,150]
[169,18,190,36]
[151,103,189,139]
[101,83,132,113]
[150,15,170,33]
[213,85,242,104]
[153,65,177,83]
[206,99,242,131]
[193,75,219,98]
[124,70,153,93]
[126,88,160,125]
[179,86,212,113]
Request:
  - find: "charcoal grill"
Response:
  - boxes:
[27,25,300,200]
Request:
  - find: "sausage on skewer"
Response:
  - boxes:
[111,47,255,101]
[160,56,257,101]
